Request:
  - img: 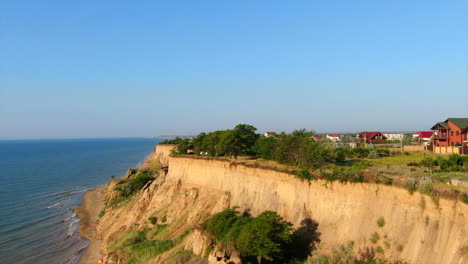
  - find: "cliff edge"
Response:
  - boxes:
[95,145,468,264]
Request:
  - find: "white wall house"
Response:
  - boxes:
[383,133,404,141]
[326,134,341,142]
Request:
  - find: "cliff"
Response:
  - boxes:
[96,145,468,264]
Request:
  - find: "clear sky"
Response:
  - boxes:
[1,0,467,139]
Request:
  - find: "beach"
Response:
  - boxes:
[76,187,104,264]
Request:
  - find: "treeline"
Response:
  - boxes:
[160,124,393,174]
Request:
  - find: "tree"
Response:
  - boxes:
[218,124,258,158]
[235,211,293,263]
[254,135,277,159]
[191,132,206,154]
[176,139,190,154]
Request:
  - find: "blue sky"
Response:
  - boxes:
[1,0,467,139]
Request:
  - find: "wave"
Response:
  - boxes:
[47,201,63,208]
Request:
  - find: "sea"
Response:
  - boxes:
[0,138,164,264]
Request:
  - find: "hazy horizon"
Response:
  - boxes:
[2,1,467,140]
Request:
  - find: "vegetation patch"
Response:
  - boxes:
[369,232,380,244]
[166,250,208,264]
[98,210,105,218]
[109,224,191,264]
[148,216,157,225]
[307,242,409,264]
[202,208,320,264]
[125,239,175,263]
[404,178,418,195]
[115,171,155,198]
[377,217,385,228]
[461,193,468,204]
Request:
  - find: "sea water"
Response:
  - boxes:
[0,138,163,264]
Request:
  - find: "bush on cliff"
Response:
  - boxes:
[115,171,155,198]
[306,242,410,264]
[203,208,320,264]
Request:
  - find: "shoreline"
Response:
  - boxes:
[75,187,104,264]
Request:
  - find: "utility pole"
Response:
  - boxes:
[401,133,404,151]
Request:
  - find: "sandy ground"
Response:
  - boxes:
[76,187,104,264]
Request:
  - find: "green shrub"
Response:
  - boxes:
[384,241,391,249]
[306,243,409,264]
[161,215,167,223]
[397,244,404,252]
[375,246,384,254]
[404,178,418,195]
[152,224,168,237]
[98,210,105,218]
[418,178,433,195]
[202,209,320,263]
[109,230,148,251]
[367,150,379,159]
[148,216,157,225]
[115,171,155,198]
[126,240,175,261]
[369,232,380,244]
[295,169,315,181]
[202,208,241,242]
[461,193,468,204]
[377,217,385,228]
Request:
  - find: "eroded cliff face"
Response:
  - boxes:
[96,146,468,264]
[152,144,176,165]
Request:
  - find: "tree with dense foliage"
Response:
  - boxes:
[234,211,293,263]
[203,209,321,264]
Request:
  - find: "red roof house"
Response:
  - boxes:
[414,131,434,140]
[358,131,387,143]
[431,118,468,147]
[326,134,341,142]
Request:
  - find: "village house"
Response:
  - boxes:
[326,133,341,142]
[431,118,468,147]
[413,131,434,145]
[264,132,277,137]
[358,131,387,143]
[383,133,404,141]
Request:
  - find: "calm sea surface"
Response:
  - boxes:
[0,138,163,264]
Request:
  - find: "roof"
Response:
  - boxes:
[431,122,450,130]
[416,131,434,139]
[327,134,340,137]
[446,118,468,130]
[315,136,324,140]
[265,132,277,135]
[358,131,383,139]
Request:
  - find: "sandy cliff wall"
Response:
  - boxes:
[165,156,468,264]
[152,144,176,165]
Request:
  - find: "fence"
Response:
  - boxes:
[403,145,430,151]
[432,146,468,155]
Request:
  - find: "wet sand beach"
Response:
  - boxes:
[76,187,104,264]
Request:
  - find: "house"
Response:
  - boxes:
[315,135,324,140]
[383,133,404,141]
[326,133,341,142]
[264,132,277,137]
[431,118,468,147]
[413,131,434,144]
[358,131,387,143]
